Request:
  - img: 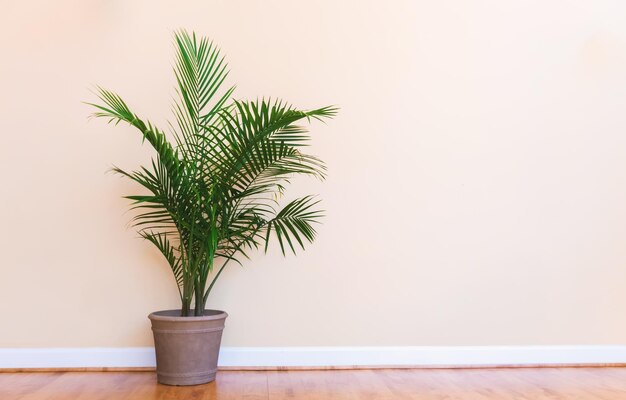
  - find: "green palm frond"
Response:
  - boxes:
[141,231,184,287]
[264,196,323,255]
[89,29,336,316]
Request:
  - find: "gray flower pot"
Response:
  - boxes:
[148,309,228,386]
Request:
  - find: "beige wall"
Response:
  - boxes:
[2,0,626,348]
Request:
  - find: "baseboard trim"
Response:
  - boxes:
[2,346,626,370]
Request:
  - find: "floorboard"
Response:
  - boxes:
[1,368,626,399]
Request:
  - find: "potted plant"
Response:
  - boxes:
[88,30,336,386]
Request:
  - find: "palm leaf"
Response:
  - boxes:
[263,196,324,255]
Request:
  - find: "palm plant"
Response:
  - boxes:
[89,30,336,316]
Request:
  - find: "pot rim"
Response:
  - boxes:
[148,309,228,322]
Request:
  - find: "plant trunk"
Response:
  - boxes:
[194,284,204,316]
[181,300,191,317]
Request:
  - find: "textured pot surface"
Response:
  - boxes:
[148,309,228,386]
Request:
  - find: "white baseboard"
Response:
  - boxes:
[218,346,626,368]
[1,346,626,369]
[0,347,155,369]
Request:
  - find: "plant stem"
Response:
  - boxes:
[203,260,229,305]
[194,277,205,316]
[181,300,190,317]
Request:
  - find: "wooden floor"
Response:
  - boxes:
[2,368,626,399]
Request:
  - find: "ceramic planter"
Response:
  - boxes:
[148,309,228,385]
